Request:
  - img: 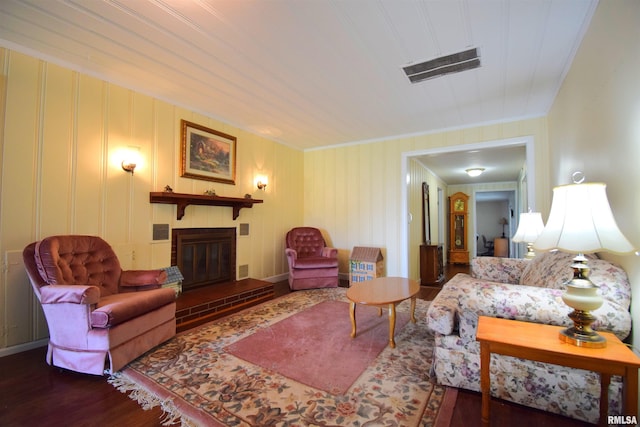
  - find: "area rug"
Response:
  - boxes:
[109,287,455,426]
[226,300,409,395]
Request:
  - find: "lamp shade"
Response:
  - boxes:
[533,183,635,254]
[512,212,544,243]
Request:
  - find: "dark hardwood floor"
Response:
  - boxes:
[0,265,591,426]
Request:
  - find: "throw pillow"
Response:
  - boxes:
[519,251,592,290]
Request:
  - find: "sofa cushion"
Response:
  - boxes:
[455,281,571,341]
[91,287,176,328]
[519,251,571,289]
[519,251,597,290]
[471,257,529,284]
[584,257,632,308]
[519,251,630,308]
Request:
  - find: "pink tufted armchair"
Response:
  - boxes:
[285,227,339,290]
[23,235,177,375]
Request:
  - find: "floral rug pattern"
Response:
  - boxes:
[109,288,447,426]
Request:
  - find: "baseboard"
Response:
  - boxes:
[0,338,48,358]
[261,273,289,283]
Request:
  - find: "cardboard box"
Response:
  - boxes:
[349,247,384,285]
[161,266,184,296]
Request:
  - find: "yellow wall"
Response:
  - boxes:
[0,49,303,349]
[304,118,550,280]
[406,158,446,280]
[548,0,640,346]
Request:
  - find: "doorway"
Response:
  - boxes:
[475,190,516,258]
[400,136,535,277]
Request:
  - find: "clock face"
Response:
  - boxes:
[454,199,465,211]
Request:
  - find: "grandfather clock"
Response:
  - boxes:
[448,192,469,264]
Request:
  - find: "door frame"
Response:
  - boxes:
[400,136,535,277]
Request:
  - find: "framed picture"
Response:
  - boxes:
[180,119,236,184]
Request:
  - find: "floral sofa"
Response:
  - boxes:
[426,251,632,423]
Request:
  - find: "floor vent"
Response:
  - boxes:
[403,47,480,83]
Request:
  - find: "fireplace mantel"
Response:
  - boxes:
[150,192,263,220]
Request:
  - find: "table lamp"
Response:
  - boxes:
[533,179,635,348]
[512,211,545,259]
[499,217,508,237]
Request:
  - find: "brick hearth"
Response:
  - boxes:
[175,278,275,332]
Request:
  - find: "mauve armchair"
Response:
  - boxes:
[23,235,177,375]
[285,227,339,290]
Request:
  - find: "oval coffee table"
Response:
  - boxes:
[346,277,420,348]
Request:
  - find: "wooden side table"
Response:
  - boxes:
[476,316,640,427]
[493,237,508,257]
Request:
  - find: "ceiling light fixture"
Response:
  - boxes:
[466,168,485,177]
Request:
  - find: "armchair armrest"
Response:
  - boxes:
[285,248,297,260]
[470,257,529,284]
[40,285,100,305]
[285,248,297,267]
[119,269,167,290]
[322,247,338,258]
[38,286,102,349]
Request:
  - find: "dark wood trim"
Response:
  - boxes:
[149,192,263,220]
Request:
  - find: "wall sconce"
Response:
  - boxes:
[121,147,140,174]
[121,160,136,174]
[256,175,268,190]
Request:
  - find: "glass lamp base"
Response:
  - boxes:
[559,254,606,349]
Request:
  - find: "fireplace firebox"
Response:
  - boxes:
[171,228,236,291]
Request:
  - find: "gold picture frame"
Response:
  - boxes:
[180,119,236,184]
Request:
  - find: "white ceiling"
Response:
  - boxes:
[416,143,526,185]
[0,0,597,153]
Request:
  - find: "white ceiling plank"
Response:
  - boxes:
[0,0,598,154]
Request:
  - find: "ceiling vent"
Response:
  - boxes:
[403,47,480,84]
